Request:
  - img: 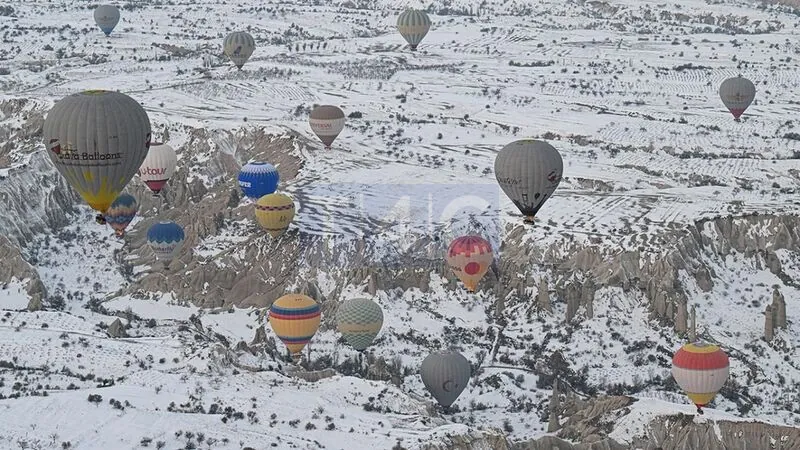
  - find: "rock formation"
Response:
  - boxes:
[765,287,787,342]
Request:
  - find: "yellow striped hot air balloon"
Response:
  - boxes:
[671,341,730,414]
[254,193,296,237]
[268,294,321,357]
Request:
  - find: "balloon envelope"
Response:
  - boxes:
[309,105,346,149]
[420,351,470,407]
[255,193,296,238]
[147,221,185,263]
[719,76,755,119]
[104,193,138,237]
[336,298,384,350]
[494,139,563,222]
[94,4,120,36]
[223,31,255,69]
[238,162,279,200]
[671,342,729,410]
[397,9,431,50]
[138,142,177,194]
[447,236,493,292]
[269,294,321,355]
[43,90,151,214]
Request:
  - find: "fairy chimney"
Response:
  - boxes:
[772,287,786,329]
[537,277,552,313]
[765,304,775,342]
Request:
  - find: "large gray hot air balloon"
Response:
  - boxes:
[719,76,755,120]
[42,90,151,225]
[223,31,256,70]
[397,9,432,51]
[420,351,470,408]
[309,105,346,150]
[94,5,120,36]
[494,139,563,223]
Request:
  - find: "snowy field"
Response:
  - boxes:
[3,0,800,448]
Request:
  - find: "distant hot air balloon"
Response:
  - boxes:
[495,139,563,223]
[94,4,120,36]
[397,9,431,51]
[238,162,280,200]
[671,342,730,414]
[43,90,151,225]
[104,193,138,238]
[223,31,255,70]
[719,76,756,120]
[269,293,321,358]
[420,351,470,408]
[255,193,296,238]
[309,105,346,150]
[447,236,493,292]
[138,142,177,195]
[336,298,384,351]
[146,221,185,264]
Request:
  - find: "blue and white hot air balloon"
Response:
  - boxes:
[237,162,279,200]
[147,221,185,264]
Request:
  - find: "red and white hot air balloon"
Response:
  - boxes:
[671,341,730,414]
[138,142,177,195]
[446,235,493,292]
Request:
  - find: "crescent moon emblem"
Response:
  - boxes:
[442,380,455,392]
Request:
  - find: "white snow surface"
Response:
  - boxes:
[3,0,800,448]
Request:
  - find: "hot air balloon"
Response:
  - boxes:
[104,193,138,238]
[238,162,279,200]
[268,294,321,358]
[447,236,493,292]
[420,351,470,408]
[255,193,296,238]
[138,142,177,195]
[309,105,346,150]
[397,9,431,51]
[336,298,384,351]
[719,76,755,120]
[223,31,255,70]
[146,221,185,264]
[671,341,730,414]
[94,5,120,36]
[495,139,563,223]
[42,90,151,225]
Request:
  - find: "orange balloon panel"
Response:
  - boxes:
[447,235,493,292]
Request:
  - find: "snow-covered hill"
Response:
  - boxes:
[2,0,800,449]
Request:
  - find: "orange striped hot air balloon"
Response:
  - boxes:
[671,341,730,414]
[446,235,493,292]
[268,294,321,358]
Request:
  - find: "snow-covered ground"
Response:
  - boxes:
[3,0,800,448]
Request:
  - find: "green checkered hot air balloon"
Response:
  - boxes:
[396,9,431,51]
[336,298,384,351]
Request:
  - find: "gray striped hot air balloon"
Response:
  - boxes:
[42,90,151,225]
[94,4,120,36]
[309,105,346,150]
[494,139,563,223]
[336,298,384,351]
[223,31,256,70]
[397,9,431,51]
[719,76,755,120]
[420,351,470,408]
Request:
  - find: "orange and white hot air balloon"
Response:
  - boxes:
[446,235,493,292]
[671,341,730,414]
